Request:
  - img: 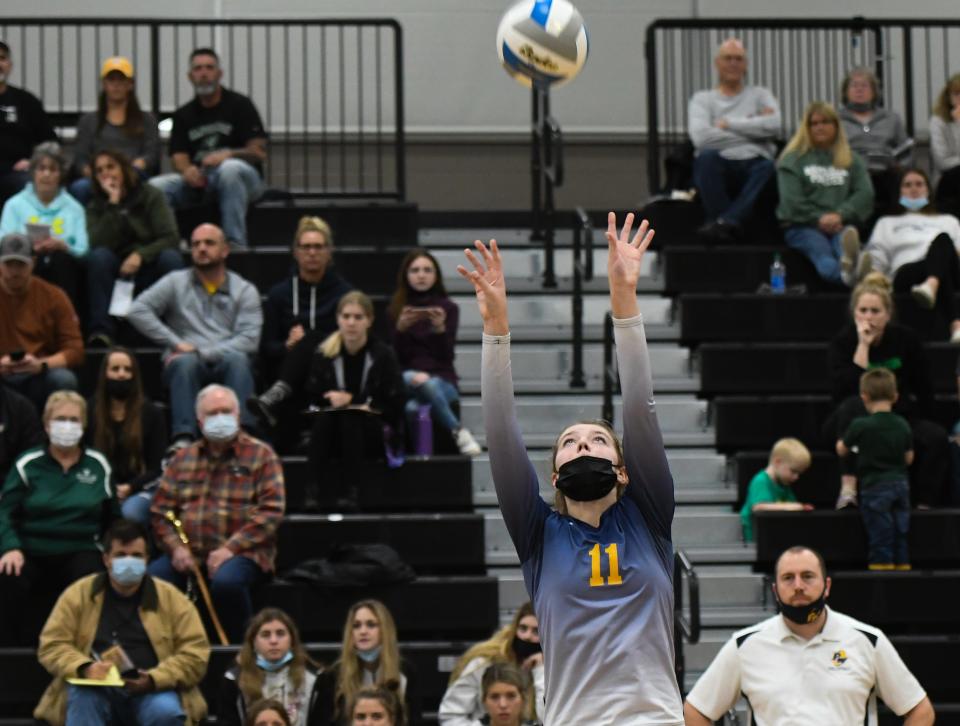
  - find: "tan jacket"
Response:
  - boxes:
[34,573,210,725]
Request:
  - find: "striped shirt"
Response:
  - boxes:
[150,432,285,572]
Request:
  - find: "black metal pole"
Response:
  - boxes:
[530,87,543,242]
[570,211,585,388]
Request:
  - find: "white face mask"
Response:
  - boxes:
[201,413,239,443]
[49,420,83,448]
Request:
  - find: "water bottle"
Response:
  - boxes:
[770,253,786,294]
[415,404,434,456]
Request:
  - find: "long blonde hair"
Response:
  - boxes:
[933,73,960,123]
[236,608,315,706]
[319,290,375,358]
[334,600,402,722]
[781,101,853,169]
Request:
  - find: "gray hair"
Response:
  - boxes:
[29,141,66,177]
[195,383,240,418]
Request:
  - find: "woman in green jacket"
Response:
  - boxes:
[776,101,875,286]
[85,149,183,347]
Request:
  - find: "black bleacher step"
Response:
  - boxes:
[664,245,825,293]
[754,509,960,571]
[700,341,959,395]
[826,572,960,633]
[276,513,485,574]
[734,450,840,509]
[255,576,499,641]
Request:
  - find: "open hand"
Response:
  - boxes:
[206,546,234,577]
[457,240,508,335]
[607,212,654,293]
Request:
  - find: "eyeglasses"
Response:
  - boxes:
[297,244,329,253]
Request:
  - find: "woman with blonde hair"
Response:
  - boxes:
[480,663,538,726]
[776,101,875,286]
[315,600,421,725]
[439,602,544,725]
[930,73,960,216]
[218,607,322,726]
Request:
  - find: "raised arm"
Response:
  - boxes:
[606,213,675,538]
[458,241,547,563]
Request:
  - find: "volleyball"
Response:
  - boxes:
[496,0,588,89]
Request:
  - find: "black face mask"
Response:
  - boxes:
[846,101,874,114]
[105,378,134,400]
[555,455,619,502]
[511,635,542,663]
[774,585,828,625]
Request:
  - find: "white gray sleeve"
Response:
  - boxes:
[438,658,486,726]
[725,88,782,139]
[930,116,960,171]
[873,632,927,716]
[685,637,742,721]
[688,92,742,149]
[127,274,181,348]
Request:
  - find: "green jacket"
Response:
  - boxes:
[86,182,179,264]
[776,147,874,226]
[0,446,119,556]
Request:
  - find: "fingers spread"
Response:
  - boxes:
[619,212,636,243]
[607,211,618,238]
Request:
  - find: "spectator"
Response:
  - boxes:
[777,101,875,286]
[863,167,960,342]
[439,602,544,726]
[218,607,322,726]
[69,56,160,205]
[0,232,82,411]
[739,437,813,543]
[261,215,351,380]
[0,383,43,481]
[349,686,406,726]
[33,519,210,725]
[688,38,780,242]
[85,347,167,526]
[249,291,404,510]
[826,273,949,508]
[839,67,912,214]
[86,149,183,347]
[128,222,261,446]
[388,248,480,456]
[837,369,914,570]
[0,142,87,300]
[150,47,267,248]
[247,698,294,726]
[149,383,285,643]
[930,72,960,217]
[314,599,422,725]
[0,390,118,646]
[684,546,934,726]
[480,663,536,726]
[0,40,58,205]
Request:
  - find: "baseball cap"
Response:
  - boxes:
[0,234,33,264]
[101,56,134,79]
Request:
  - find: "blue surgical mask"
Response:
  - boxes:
[357,645,381,663]
[202,413,239,442]
[900,195,929,211]
[110,556,146,587]
[256,651,293,672]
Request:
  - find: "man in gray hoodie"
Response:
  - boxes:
[688,38,781,242]
[128,223,261,446]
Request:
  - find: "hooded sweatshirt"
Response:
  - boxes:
[776,148,874,227]
[838,105,909,171]
[0,183,88,256]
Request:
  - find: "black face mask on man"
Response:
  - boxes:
[511,635,542,663]
[555,455,619,502]
[773,584,828,625]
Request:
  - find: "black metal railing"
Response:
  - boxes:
[569,206,593,389]
[601,312,617,424]
[530,87,564,288]
[645,17,960,193]
[673,548,701,692]
[0,18,406,198]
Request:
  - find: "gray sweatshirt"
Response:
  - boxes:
[72,111,160,174]
[688,86,781,160]
[127,268,262,361]
[839,105,910,171]
[929,115,960,180]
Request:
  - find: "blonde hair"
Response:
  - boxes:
[860,368,898,402]
[550,419,627,516]
[293,215,333,249]
[850,271,894,318]
[334,600,402,723]
[933,73,960,123]
[43,390,87,427]
[781,101,853,169]
[769,438,811,470]
[319,291,375,358]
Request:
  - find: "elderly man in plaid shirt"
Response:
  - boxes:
[149,383,285,642]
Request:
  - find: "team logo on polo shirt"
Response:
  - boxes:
[76,468,98,485]
[831,649,848,667]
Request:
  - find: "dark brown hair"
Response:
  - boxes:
[349,685,407,726]
[860,367,898,402]
[243,698,292,726]
[237,608,314,706]
[896,167,937,214]
[92,347,145,478]
[387,248,448,322]
[90,149,140,199]
[96,78,145,138]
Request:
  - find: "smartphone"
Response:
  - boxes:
[10,350,25,362]
[25,223,51,244]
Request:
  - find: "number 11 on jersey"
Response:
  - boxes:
[588,543,623,587]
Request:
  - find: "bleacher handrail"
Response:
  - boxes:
[673,548,701,694]
[601,311,616,423]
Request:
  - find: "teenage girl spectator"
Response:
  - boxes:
[777,102,875,286]
[219,607,322,726]
[84,148,182,347]
[930,73,960,217]
[0,391,118,645]
[349,687,406,726]
[249,291,405,508]
[863,168,960,341]
[439,602,544,726]
[0,142,87,301]
[480,663,538,726]
[314,599,421,725]
[388,248,481,456]
[826,273,950,508]
[69,56,160,204]
[85,347,167,526]
[246,698,294,726]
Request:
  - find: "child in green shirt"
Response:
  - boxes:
[740,437,813,542]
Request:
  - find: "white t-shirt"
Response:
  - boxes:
[865,212,960,276]
[686,608,926,726]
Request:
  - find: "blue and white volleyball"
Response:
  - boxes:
[496,0,588,89]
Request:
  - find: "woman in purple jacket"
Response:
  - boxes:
[387,249,481,456]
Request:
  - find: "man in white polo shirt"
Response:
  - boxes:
[683,546,935,726]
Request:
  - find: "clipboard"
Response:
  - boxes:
[66,664,125,687]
